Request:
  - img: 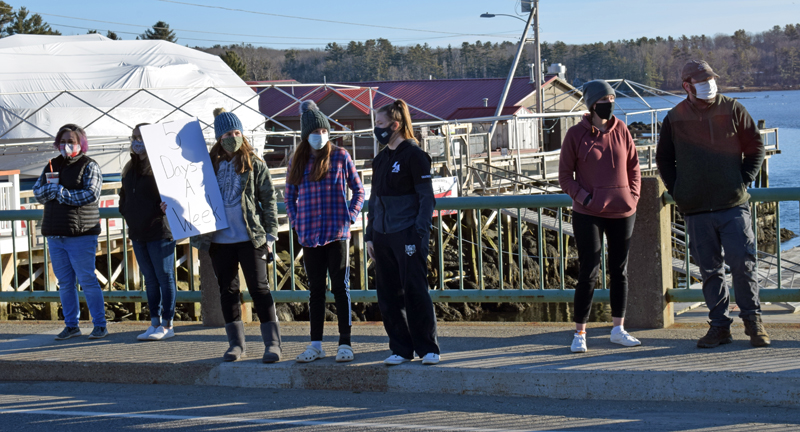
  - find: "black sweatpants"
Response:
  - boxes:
[209,241,277,324]
[572,212,636,324]
[302,240,352,346]
[374,226,439,359]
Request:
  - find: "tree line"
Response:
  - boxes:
[1,2,798,89]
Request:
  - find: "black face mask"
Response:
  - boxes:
[593,102,614,121]
[373,126,394,145]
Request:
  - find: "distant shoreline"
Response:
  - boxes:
[659,86,799,94]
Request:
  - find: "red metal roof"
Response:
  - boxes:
[257,76,556,121]
[447,106,531,120]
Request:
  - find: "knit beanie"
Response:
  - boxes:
[213,108,243,140]
[299,100,331,141]
[583,80,615,110]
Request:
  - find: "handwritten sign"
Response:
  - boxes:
[139,118,227,240]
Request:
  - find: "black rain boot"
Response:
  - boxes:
[223,321,246,362]
[260,321,282,363]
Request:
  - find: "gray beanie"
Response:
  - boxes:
[299,100,331,141]
[583,80,615,110]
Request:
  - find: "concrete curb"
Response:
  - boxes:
[3,359,798,406]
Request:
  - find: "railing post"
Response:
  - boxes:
[626,177,674,329]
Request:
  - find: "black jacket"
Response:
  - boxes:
[365,139,435,242]
[656,94,765,215]
[40,154,101,237]
[119,155,172,242]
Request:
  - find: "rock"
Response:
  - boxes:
[275,304,294,322]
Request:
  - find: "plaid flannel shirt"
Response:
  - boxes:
[33,160,102,207]
[284,146,365,248]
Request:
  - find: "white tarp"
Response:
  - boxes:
[0,34,265,177]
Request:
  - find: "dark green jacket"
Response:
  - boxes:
[656,94,765,215]
[191,156,278,250]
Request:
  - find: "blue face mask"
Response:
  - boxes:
[308,131,328,150]
[131,140,146,155]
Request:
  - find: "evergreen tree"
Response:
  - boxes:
[140,21,176,42]
[220,50,247,79]
[3,7,60,36]
[106,30,120,40]
[0,1,14,37]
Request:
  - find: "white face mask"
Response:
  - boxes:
[693,79,717,101]
[308,131,328,150]
[60,143,80,158]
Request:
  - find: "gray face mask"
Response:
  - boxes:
[221,136,243,153]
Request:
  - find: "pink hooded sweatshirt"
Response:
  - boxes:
[558,114,641,218]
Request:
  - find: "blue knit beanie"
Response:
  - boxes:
[582,80,615,110]
[213,108,243,140]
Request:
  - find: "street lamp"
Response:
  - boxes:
[480,13,528,24]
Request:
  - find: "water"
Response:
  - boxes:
[618,89,800,250]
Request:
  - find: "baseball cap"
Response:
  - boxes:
[681,60,720,82]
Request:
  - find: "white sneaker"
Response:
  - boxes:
[421,353,440,365]
[384,354,411,366]
[137,326,157,341]
[147,326,175,341]
[610,330,641,347]
[571,333,587,353]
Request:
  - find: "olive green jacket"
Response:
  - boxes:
[191,156,279,250]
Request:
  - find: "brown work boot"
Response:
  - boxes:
[697,324,733,348]
[742,316,771,347]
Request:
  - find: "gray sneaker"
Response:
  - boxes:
[88,326,109,339]
[55,326,81,340]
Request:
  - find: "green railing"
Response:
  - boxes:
[1,187,799,305]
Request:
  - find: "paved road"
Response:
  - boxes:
[2,382,799,432]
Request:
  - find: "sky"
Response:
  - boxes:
[6,0,800,49]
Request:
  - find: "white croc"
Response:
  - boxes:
[296,345,325,363]
[335,345,354,362]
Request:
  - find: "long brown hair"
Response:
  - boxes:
[209,135,261,175]
[377,99,415,143]
[287,139,333,185]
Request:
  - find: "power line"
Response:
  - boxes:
[155,0,516,37]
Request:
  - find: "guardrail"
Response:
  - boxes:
[1,187,799,306]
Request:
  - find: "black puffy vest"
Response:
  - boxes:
[41,154,102,237]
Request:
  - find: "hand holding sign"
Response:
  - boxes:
[140,118,227,240]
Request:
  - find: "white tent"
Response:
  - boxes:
[0,34,265,177]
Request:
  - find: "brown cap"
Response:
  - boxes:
[681,60,720,82]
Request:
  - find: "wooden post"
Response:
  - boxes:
[464,210,479,286]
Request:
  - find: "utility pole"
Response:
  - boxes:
[488,1,538,143]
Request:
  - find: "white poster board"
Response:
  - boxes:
[139,118,228,240]
[353,176,459,226]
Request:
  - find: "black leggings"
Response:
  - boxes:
[209,241,277,324]
[302,240,352,346]
[572,212,635,324]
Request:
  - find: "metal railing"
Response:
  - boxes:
[1,188,799,306]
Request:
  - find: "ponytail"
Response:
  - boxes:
[378,99,415,142]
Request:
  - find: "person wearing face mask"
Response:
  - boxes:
[119,123,176,341]
[191,108,282,362]
[365,99,440,366]
[559,80,642,353]
[32,124,108,340]
[656,60,768,348]
[284,101,365,363]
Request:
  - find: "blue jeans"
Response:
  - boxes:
[48,235,107,327]
[686,204,761,328]
[132,239,177,327]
